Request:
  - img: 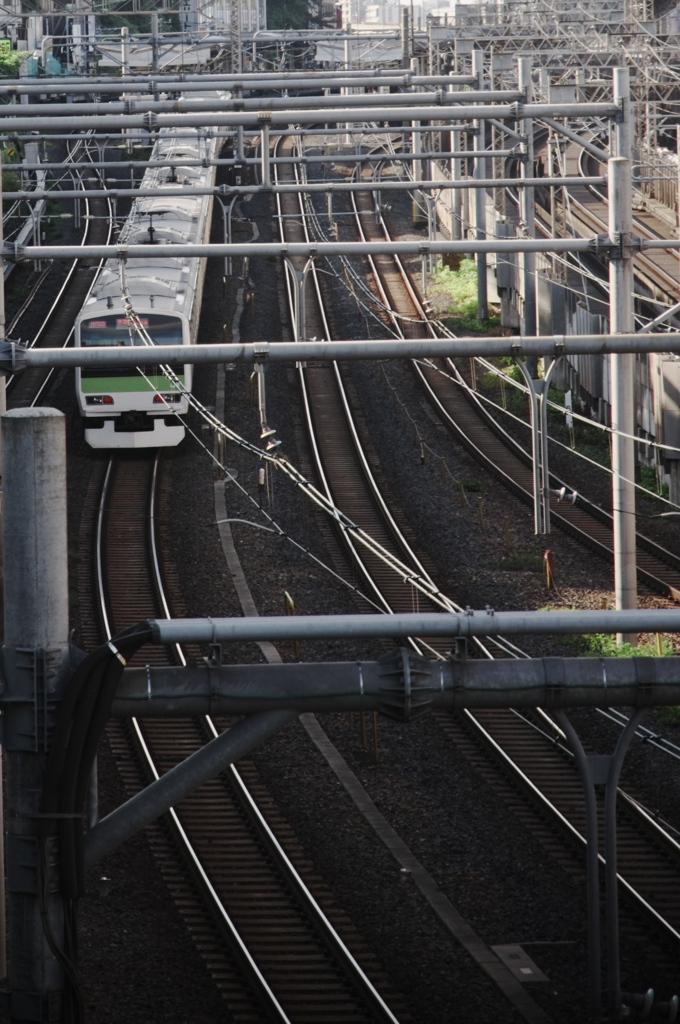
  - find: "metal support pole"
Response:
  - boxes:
[610,67,636,644]
[85,710,297,867]
[448,76,462,241]
[2,408,69,1020]
[553,711,602,1022]
[260,119,271,188]
[604,709,645,1021]
[412,118,422,194]
[513,357,561,534]
[608,152,637,643]
[296,267,307,341]
[401,5,410,69]
[473,50,488,321]
[150,13,159,77]
[285,257,312,343]
[120,26,129,77]
[518,58,537,353]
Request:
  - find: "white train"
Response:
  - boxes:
[74,100,221,448]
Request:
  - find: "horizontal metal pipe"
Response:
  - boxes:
[0,90,524,118]
[22,332,680,370]
[8,238,597,260]
[3,177,605,202]
[0,102,619,132]
[6,69,472,87]
[13,150,518,172]
[84,708,297,867]
[0,74,476,95]
[150,609,680,643]
[109,657,680,717]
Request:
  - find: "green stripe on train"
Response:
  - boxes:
[81,376,186,393]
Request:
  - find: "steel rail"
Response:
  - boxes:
[96,445,403,1021]
[342,140,540,664]
[30,137,116,406]
[147,452,405,1022]
[275,134,395,619]
[8,132,115,404]
[94,455,293,1023]
[342,138,680,962]
[275,133,499,660]
[461,708,680,947]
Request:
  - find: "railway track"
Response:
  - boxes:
[345,138,680,603]
[83,450,407,1023]
[7,135,115,409]
[271,135,680,996]
[275,136,455,649]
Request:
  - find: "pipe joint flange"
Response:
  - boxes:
[4,241,23,263]
[143,111,159,133]
[378,648,434,722]
[590,232,614,257]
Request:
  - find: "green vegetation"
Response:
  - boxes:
[640,465,669,498]
[429,258,501,332]
[658,706,680,725]
[549,625,680,725]
[569,632,674,658]
[0,51,21,77]
[460,477,482,492]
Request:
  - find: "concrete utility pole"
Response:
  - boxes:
[2,408,69,1021]
[473,49,488,321]
[401,5,410,69]
[518,57,537,352]
[150,13,160,76]
[609,65,637,644]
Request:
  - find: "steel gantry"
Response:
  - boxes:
[0,31,677,1019]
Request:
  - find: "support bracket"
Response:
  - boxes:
[0,339,27,375]
[0,645,68,751]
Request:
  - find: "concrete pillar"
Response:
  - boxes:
[401,6,410,69]
[3,408,69,1019]
[473,49,488,321]
[609,156,637,641]
[609,67,637,644]
[518,58,537,353]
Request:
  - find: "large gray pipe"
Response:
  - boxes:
[109,656,680,717]
[0,89,523,117]
[0,101,619,132]
[15,332,680,371]
[150,608,680,643]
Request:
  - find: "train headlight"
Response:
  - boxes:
[86,395,114,405]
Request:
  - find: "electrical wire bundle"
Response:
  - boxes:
[37,622,152,1023]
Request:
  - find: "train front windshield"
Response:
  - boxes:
[80,314,183,348]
